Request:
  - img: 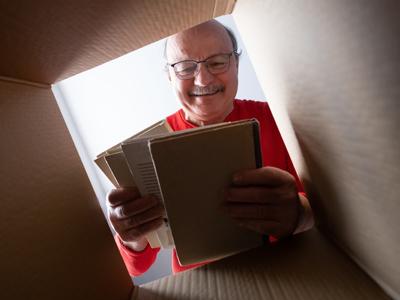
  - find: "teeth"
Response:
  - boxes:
[190,86,223,97]
[196,91,216,96]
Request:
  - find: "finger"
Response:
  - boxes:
[107,187,141,207]
[121,204,165,229]
[120,217,165,241]
[234,218,282,236]
[232,167,293,187]
[222,203,282,221]
[114,195,160,219]
[225,186,289,204]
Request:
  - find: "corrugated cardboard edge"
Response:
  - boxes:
[0,75,49,89]
[135,229,389,300]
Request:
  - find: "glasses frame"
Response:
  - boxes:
[167,51,237,80]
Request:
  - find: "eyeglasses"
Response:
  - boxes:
[168,51,236,80]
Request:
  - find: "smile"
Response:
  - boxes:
[191,90,220,97]
[189,85,224,97]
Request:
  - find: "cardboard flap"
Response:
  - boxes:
[0,0,235,83]
[233,0,400,297]
[0,80,133,299]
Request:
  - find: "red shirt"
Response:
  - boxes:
[115,99,304,276]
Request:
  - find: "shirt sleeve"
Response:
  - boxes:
[293,192,315,234]
[114,234,160,276]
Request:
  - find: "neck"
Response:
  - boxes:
[183,103,234,126]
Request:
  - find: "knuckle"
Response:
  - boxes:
[125,216,139,228]
[118,232,129,241]
[127,228,141,240]
[108,211,118,224]
[117,206,126,218]
[107,188,122,203]
[125,229,140,240]
[107,206,113,217]
[147,218,164,232]
[107,187,141,206]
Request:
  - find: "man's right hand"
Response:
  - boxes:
[107,187,165,251]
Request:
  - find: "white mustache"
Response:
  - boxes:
[189,85,224,96]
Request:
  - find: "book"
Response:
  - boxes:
[95,118,264,266]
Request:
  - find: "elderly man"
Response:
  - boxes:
[107,20,313,276]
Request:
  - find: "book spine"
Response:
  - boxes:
[252,120,263,168]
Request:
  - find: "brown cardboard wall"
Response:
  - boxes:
[233,0,400,297]
[0,0,235,84]
[0,79,132,299]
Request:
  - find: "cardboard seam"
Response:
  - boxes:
[212,0,219,17]
[227,0,237,14]
[213,0,236,17]
[0,76,50,89]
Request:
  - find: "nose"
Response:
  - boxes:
[193,63,214,86]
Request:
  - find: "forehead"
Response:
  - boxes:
[166,22,233,63]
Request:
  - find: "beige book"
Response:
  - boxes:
[146,119,263,265]
[94,120,173,248]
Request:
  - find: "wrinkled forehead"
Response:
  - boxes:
[166,21,233,63]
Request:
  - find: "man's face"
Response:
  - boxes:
[166,21,239,125]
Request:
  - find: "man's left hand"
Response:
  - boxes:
[223,166,301,238]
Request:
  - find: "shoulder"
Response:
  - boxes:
[166,110,180,123]
[166,109,193,132]
[166,110,180,131]
[234,99,272,118]
[235,99,269,109]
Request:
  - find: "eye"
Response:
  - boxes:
[208,61,226,69]
[174,62,197,75]
[207,54,230,70]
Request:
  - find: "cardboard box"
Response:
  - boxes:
[1,0,398,299]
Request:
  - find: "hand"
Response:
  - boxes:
[223,167,301,238]
[107,187,165,251]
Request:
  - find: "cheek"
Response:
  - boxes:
[173,79,192,97]
[221,73,238,95]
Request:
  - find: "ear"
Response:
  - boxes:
[234,54,239,69]
[164,65,172,82]
[233,55,239,73]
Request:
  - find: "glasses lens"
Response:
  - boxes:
[174,61,198,79]
[171,53,232,79]
[206,54,230,74]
